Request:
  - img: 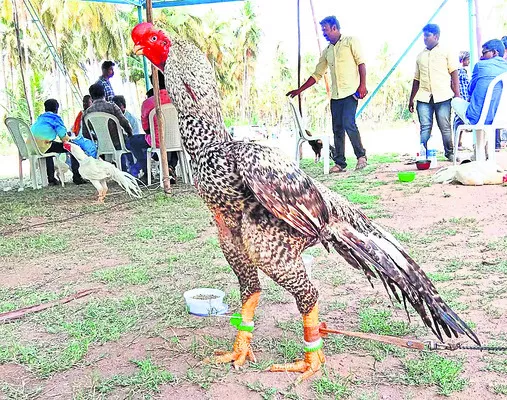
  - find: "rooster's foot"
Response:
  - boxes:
[204,331,256,369]
[269,349,325,383]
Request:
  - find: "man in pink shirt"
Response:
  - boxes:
[127,71,178,183]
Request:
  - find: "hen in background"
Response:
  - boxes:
[63,142,142,202]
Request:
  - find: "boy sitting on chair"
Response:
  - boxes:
[30,99,86,185]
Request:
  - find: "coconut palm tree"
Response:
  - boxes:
[234,0,260,122]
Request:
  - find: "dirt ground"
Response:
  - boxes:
[0,152,507,399]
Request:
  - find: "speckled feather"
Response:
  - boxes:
[162,36,480,345]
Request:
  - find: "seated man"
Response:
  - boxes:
[70,94,97,158]
[112,95,141,135]
[82,83,134,170]
[127,71,178,184]
[30,99,86,185]
[452,39,507,127]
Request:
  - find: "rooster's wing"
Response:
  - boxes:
[236,144,328,240]
[78,159,111,182]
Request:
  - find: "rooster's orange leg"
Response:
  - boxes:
[205,291,260,369]
[270,303,325,383]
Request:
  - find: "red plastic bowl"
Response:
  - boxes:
[416,160,431,170]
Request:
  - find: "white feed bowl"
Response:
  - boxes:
[302,254,314,279]
[183,288,227,316]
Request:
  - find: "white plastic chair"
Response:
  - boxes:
[4,117,58,189]
[453,72,507,165]
[147,104,193,186]
[83,112,131,170]
[288,101,330,174]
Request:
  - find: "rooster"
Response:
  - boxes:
[63,142,142,203]
[132,23,480,382]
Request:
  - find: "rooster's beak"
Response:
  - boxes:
[133,45,144,56]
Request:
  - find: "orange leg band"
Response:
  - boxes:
[241,292,260,322]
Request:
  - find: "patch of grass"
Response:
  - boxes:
[246,381,279,400]
[426,272,453,282]
[135,227,154,240]
[439,259,462,273]
[0,295,153,377]
[355,391,379,400]
[325,335,360,354]
[0,382,42,399]
[392,230,414,243]
[345,192,379,205]
[276,319,303,336]
[93,265,151,286]
[225,287,241,309]
[475,259,507,275]
[431,228,457,236]
[486,236,507,251]
[492,384,507,395]
[439,289,469,311]
[189,335,232,360]
[449,217,477,225]
[263,281,290,304]
[0,341,88,378]
[403,352,468,396]
[96,358,175,394]
[328,300,347,311]
[185,364,227,389]
[162,224,198,242]
[0,233,68,257]
[312,371,352,399]
[277,337,302,362]
[483,356,507,374]
[358,308,411,336]
[0,287,63,313]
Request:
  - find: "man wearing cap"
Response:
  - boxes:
[452,39,507,127]
[96,61,116,102]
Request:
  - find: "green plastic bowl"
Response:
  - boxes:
[398,171,416,182]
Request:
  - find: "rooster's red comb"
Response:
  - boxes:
[131,22,154,41]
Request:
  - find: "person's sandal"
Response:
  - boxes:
[330,165,346,173]
[355,156,367,170]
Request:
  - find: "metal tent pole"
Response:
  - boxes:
[145,0,171,193]
[356,0,449,118]
[138,5,151,91]
[468,0,476,66]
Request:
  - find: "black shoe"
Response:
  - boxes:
[48,178,61,186]
[73,176,87,185]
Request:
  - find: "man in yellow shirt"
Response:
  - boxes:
[287,15,368,172]
[409,24,460,161]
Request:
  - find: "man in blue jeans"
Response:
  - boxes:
[409,24,460,160]
[287,15,368,172]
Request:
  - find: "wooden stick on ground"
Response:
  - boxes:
[320,324,426,350]
[0,288,99,323]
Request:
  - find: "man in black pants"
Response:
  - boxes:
[30,99,86,185]
[287,15,368,172]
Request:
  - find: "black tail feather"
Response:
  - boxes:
[325,225,481,346]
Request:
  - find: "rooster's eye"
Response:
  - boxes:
[150,35,158,42]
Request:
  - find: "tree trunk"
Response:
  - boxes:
[12,0,33,123]
[241,49,250,121]
[0,52,8,110]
